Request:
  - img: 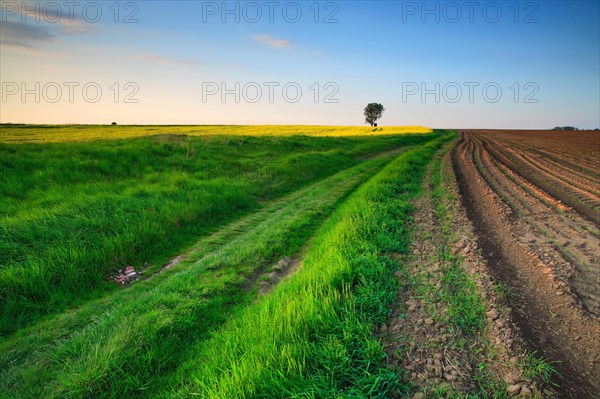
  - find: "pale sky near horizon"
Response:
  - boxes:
[1,0,599,128]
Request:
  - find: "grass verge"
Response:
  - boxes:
[429,141,487,337]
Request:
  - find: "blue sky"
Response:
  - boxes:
[1,0,599,128]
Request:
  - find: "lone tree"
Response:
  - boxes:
[364,103,385,126]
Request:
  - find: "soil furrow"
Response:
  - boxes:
[471,134,600,316]
[383,141,544,398]
[503,140,600,185]
[519,151,600,197]
[502,144,600,211]
[479,133,600,225]
[453,131,600,399]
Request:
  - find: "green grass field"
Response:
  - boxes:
[0,126,437,336]
[4,125,536,399]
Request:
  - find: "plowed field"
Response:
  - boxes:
[453,129,600,398]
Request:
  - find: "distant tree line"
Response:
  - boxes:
[552,126,579,130]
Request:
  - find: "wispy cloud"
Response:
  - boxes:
[0,21,60,55]
[0,4,95,54]
[57,19,95,35]
[0,21,55,44]
[6,1,95,34]
[253,34,293,48]
[133,53,202,66]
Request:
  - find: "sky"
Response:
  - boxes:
[0,0,599,128]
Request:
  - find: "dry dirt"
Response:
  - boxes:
[257,256,301,294]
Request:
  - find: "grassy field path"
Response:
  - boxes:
[0,145,413,399]
[163,134,453,398]
[1,132,433,335]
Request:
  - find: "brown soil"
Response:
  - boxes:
[144,255,186,282]
[474,129,600,224]
[382,144,543,397]
[453,130,600,398]
[257,256,301,295]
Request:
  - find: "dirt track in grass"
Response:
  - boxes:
[383,142,547,398]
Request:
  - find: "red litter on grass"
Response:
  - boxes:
[112,266,140,285]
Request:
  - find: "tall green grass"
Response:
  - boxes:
[0,132,436,335]
[169,133,454,398]
[0,143,425,399]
